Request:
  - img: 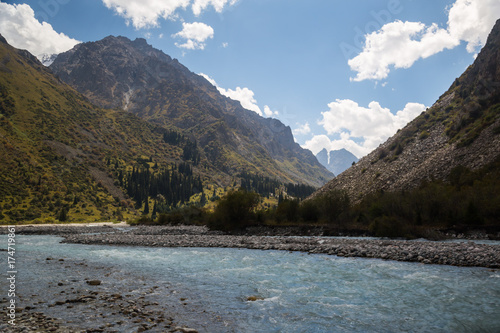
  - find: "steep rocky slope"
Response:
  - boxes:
[312,19,500,203]
[50,36,332,186]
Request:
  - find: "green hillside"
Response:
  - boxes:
[0,36,319,223]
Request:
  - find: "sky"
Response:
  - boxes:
[1,0,499,158]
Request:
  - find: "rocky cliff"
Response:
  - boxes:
[312,19,500,202]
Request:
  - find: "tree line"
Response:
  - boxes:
[124,162,203,213]
[136,158,500,238]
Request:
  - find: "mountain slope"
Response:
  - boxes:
[312,19,500,203]
[0,35,211,222]
[50,36,332,186]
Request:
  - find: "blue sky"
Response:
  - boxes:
[1,0,499,158]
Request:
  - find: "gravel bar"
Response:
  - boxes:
[53,225,500,269]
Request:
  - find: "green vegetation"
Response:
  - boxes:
[124,163,203,210]
[208,190,260,231]
[138,157,500,238]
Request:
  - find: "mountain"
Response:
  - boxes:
[49,36,332,187]
[38,53,58,67]
[0,34,197,222]
[315,148,359,176]
[312,19,500,203]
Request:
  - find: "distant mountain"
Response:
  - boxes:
[38,53,58,66]
[312,19,500,203]
[315,148,358,176]
[50,36,332,187]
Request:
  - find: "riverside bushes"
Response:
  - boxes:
[139,159,500,238]
[208,190,260,231]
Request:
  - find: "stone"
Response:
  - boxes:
[86,280,102,286]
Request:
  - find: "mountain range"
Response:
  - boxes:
[0,34,331,223]
[315,148,359,176]
[312,19,500,203]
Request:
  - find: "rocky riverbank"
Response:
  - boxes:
[0,245,229,333]
[62,227,500,268]
[2,224,499,268]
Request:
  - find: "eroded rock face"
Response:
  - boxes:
[312,19,500,202]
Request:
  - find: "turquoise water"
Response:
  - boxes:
[3,235,500,332]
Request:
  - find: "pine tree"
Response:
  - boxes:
[143,198,150,215]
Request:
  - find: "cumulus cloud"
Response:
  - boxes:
[199,73,278,118]
[173,22,214,50]
[102,0,189,29]
[0,3,80,60]
[263,105,279,118]
[349,0,500,81]
[303,100,426,158]
[292,122,311,136]
[101,0,238,29]
[192,0,238,16]
[223,86,262,114]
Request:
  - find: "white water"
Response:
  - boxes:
[2,235,500,332]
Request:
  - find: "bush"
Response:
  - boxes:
[276,199,299,223]
[208,190,260,231]
[369,215,411,238]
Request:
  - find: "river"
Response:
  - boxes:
[2,235,499,332]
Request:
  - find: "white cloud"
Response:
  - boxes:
[263,105,279,118]
[222,42,229,48]
[293,122,311,136]
[101,0,237,29]
[447,0,500,53]
[303,100,426,157]
[304,133,367,159]
[199,73,280,118]
[223,86,262,114]
[102,0,189,29]
[0,3,80,61]
[349,0,500,81]
[192,0,238,16]
[199,73,262,115]
[173,22,214,50]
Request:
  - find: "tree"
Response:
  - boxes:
[58,207,68,222]
[143,198,150,215]
[209,190,260,231]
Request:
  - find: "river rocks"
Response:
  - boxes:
[1,256,213,333]
[59,226,500,268]
[86,280,102,286]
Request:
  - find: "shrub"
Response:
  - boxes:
[299,199,320,222]
[208,190,260,231]
[419,130,430,140]
[369,215,411,238]
[276,199,299,223]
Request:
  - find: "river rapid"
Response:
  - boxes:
[1,235,500,332]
